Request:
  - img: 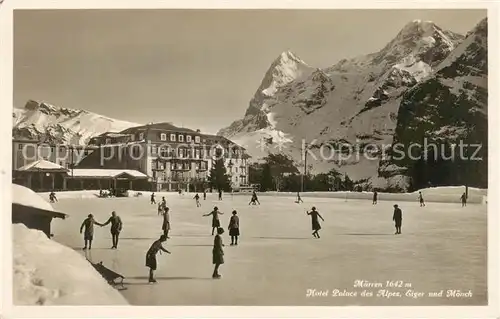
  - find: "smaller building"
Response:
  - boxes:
[66,169,149,191]
[12,184,67,237]
[14,159,69,191]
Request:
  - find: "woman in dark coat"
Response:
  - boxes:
[307,207,324,238]
[203,206,224,235]
[162,207,171,238]
[79,214,103,250]
[212,227,225,279]
[228,210,240,245]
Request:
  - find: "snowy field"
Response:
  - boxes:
[50,193,486,306]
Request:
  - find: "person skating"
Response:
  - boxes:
[393,204,402,234]
[162,207,171,239]
[151,192,156,204]
[203,206,224,235]
[161,196,167,208]
[100,211,123,249]
[461,192,467,207]
[418,192,425,207]
[145,234,171,283]
[79,214,103,250]
[203,190,207,200]
[218,189,223,201]
[228,210,240,245]
[248,191,260,205]
[212,227,225,279]
[372,191,378,205]
[49,191,58,203]
[307,207,324,238]
[296,192,303,204]
[194,193,201,207]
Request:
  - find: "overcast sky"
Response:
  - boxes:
[14,9,486,134]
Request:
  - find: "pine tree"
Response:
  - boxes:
[260,163,274,191]
[208,158,231,192]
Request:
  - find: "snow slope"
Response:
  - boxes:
[218,20,473,188]
[13,100,138,145]
[13,224,128,305]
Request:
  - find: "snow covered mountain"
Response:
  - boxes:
[12,100,139,145]
[378,17,488,191]
[218,19,487,190]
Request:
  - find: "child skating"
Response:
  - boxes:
[212,227,225,279]
[228,210,240,246]
[296,192,303,204]
[194,193,201,207]
[460,192,467,207]
[203,206,224,235]
[145,234,171,283]
[151,192,156,204]
[306,207,324,238]
[249,191,260,205]
[418,192,425,207]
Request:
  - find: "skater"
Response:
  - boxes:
[100,211,123,249]
[203,190,207,200]
[158,202,164,215]
[194,193,201,207]
[49,191,57,203]
[145,234,171,283]
[212,227,225,279]
[248,191,260,205]
[418,192,425,207]
[372,191,378,205]
[218,189,223,201]
[203,206,224,235]
[460,192,467,207]
[162,207,171,238]
[151,192,156,204]
[228,210,240,245]
[79,214,103,250]
[161,196,167,208]
[178,189,182,196]
[393,204,402,234]
[307,207,324,238]
[296,192,303,203]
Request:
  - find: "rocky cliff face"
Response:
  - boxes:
[218,19,488,191]
[379,18,488,190]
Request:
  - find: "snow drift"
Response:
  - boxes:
[13,224,128,305]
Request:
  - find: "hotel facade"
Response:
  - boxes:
[79,123,250,192]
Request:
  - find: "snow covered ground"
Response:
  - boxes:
[50,192,486,306]
[13,224,128,305]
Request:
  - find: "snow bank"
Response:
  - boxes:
[13,224,128,305]
[232,186,486,204]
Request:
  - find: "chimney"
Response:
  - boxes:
[196,129,201,133]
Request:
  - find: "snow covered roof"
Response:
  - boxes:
[17,159,68,172]
[12,184,67,219]
[69,169,148,179]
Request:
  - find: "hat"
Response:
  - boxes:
[232,210,237,215]
[394,204,398,208]
[214,206,218,210]
[311,206,316,210]
[217,227,225,234]
[88,214,93,218]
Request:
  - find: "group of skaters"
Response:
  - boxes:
[76,187,471,282]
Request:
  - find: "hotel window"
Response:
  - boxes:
[151,145,157,155]
[195,136,200,143]
[186,135,192,143]
[171,163,175,170]
[235,167,239,173]
[18,143,23,150]
[170,134,176,142]
[178,135,184,142]
[160,133,167,141]
[195,149,200,159]
[139,132,144,140]
[106,138,111,144]
[177,163,182,170]
[130,134,135,141]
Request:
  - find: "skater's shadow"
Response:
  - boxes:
[338,233,393,236]
[125,276,211,284]
[169,244,212,247]
[253,236,310,240]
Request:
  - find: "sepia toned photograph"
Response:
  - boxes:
[3,3,494,313]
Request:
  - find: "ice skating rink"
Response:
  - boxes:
[51,193,487,306]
